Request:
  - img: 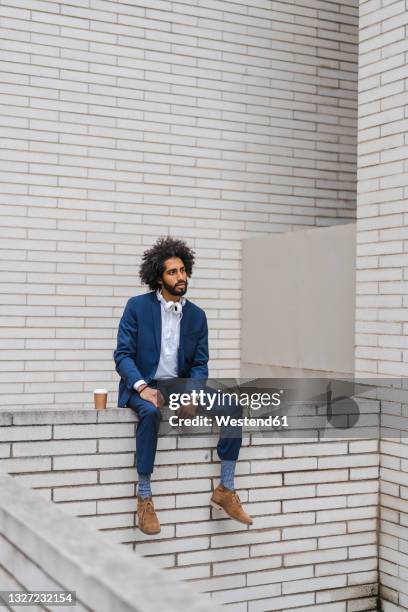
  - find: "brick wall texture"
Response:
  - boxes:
[1,408,378,611]
[0,0,357,410]
[357,0,408,610]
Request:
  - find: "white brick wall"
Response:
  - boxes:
[0,0,357,409]
[357,0,408,609]
[2,408,378,610]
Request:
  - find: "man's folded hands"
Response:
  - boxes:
[139,386,165,410]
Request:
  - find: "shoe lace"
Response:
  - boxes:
[231,491,241,505]
[139,499,154,521]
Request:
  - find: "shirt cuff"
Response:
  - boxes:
[134,379,147,392]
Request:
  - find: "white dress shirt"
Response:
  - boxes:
[134,289,186,391]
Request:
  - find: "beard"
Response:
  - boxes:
[161,278,188,297]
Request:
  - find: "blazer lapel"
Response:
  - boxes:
[178,299,191,373]
[179,299,191,340]
[151,292,161,353]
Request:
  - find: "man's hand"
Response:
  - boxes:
[139,386,165,410]
[177,399,197,419]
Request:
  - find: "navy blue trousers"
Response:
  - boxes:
[127,380,242,475]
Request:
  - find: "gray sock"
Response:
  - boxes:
[137,473,152,498]
[220,460,236,491]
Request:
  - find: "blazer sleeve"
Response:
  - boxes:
[189,311,209,380]
[113,299,144,390]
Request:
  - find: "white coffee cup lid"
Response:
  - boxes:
[94,389,108,394]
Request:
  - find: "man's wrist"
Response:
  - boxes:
[134,380,148,393]
[138,384,148,395]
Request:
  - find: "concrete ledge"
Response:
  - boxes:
[0,407,136,426]
[0,473,217,612]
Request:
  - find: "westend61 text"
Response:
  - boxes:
[168,414,289,428]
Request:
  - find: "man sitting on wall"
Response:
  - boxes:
[113,236,252,535]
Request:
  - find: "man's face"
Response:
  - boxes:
[159,257,188,297]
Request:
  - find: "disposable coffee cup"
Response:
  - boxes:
[94,389,108,410]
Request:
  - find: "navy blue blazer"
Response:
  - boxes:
[113,291,209,407]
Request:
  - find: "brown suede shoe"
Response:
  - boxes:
[137,496,161,535]
[210,484,253,525]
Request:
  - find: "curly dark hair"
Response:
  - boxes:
[139,236,195,290]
